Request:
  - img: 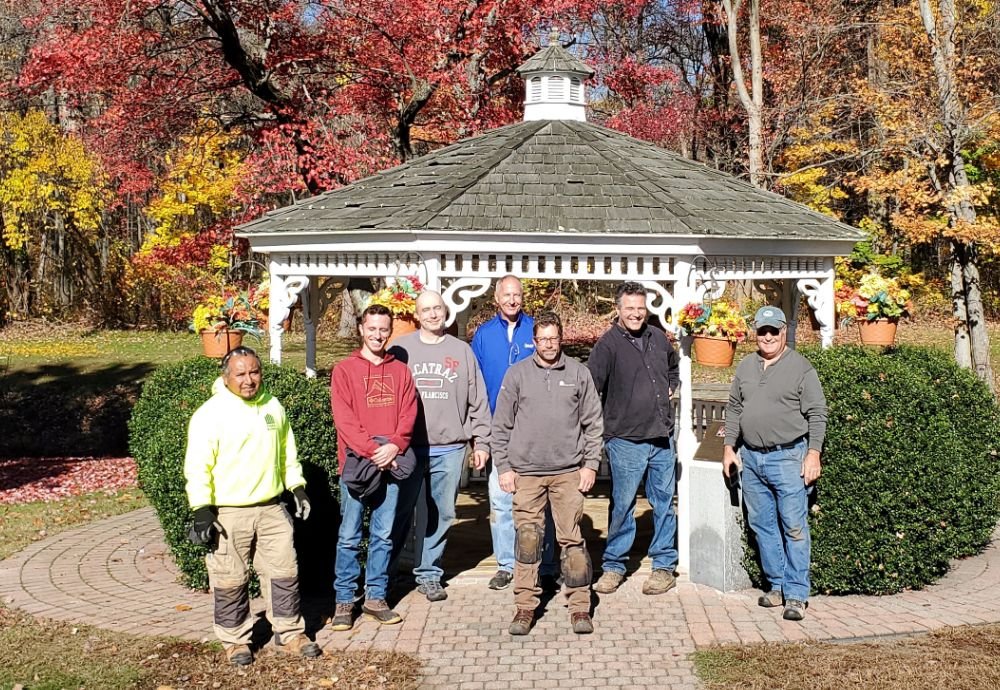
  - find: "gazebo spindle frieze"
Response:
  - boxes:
[239,36,864,575]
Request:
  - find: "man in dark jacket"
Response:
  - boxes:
[588,282,681,596]
[492,312,604,635]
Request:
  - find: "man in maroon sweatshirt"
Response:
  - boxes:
[329,304,418,631]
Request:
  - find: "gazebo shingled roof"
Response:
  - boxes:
[238,120,863,243]
[237,36,862,582]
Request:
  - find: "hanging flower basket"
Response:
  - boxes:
[858,318,898,347]
[388,314,419,344]
[200,329,244,358]
[692,335,737,368]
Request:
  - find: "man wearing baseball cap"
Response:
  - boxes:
[722,306,827,621]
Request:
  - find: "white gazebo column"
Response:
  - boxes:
[301,278,320,378]
[669,263,698,574]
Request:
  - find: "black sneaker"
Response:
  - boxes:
[417,581,448,602]
[782,599,806,621]
[488,570,513,590]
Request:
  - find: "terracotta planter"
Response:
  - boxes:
[858,318,898,346]
[692,335,737,368]
[200,329,244,358]
[388,315,418,344]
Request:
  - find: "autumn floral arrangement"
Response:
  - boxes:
[674,299,750,342]
[367,275,424,317]
[191,280,269,338]
[837,272,913,322]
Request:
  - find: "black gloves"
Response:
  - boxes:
[188,505,220,545]
[292,486,311,521]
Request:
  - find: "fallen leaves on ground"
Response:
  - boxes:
[0,607,422,689]
[0,457,137,504]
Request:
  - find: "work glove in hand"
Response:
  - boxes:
[292,486,311,521]
[188,506,220,545]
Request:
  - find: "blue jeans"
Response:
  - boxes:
[603,436,678,574]
[740,438,811,602]
[334,477,399,604]
[488,463,557,576]
[393,446,466,585]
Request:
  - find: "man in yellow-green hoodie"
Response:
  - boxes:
[184,346,321,666]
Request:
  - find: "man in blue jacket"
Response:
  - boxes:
[471,275,556,591]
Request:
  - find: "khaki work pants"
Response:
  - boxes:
[205,502,305,646]
[512,471,590,614]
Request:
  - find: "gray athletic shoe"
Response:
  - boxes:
[418,581,448,602]
[488,570,513,590]
[782,599,807,621]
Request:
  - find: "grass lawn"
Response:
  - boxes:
[0,605,420,690]
[0,489,148,561]
[694,624,1000,689]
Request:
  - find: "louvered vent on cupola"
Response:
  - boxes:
[516,29,595,122]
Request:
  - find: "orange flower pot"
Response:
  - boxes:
[388,315,418,344]
[200,329,244,358]
[692,335,737,368]
[858,318,898,346]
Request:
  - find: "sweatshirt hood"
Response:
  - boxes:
[348,348,397,365]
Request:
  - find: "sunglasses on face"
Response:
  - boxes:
[756,326,782,337]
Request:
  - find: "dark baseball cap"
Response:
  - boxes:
[753,306,787,330]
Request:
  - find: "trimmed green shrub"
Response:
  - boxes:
[744,345,1000,595]
[128,357,337,592]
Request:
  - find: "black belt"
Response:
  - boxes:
[744,437,805,453]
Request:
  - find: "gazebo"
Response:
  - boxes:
[237,37,864,578]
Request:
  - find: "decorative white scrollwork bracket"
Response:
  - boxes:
[441,278,492,327]
[640,281,677,334]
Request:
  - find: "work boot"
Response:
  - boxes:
[329,602,355,631]
[758,590,783,608]
[571,612,594,634]
[508,608,534,636]
[417,581,448,602]
[488,570,513,591]
[782,600,807,621]
[592,571,624,594]
[641,569,676,596]
[362,599,403,625]
[225,643,253,666]
[278,633,322,658]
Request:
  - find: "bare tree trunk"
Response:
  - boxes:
[721,0,765,187]
[338,278,374,337]
[919,0,995,392]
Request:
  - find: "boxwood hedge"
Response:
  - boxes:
[128,356,338,593]
[744,345,1000,595]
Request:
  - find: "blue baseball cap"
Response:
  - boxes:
[753,306,787,330]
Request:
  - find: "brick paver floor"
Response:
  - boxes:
[3,507,1000,688]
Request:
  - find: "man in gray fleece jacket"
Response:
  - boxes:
[723,306,827,623]
[492,312,604,635]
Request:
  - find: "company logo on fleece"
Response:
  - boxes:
[364,374,397,408]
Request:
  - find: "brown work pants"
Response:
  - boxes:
[205,502,305,646]
[512,470,590,614]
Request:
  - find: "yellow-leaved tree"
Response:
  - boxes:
[0,110,110,318]
[851,0,999,391]
[127,125,246,326]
